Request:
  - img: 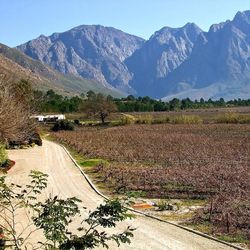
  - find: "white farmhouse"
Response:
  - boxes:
[31,114,66,123]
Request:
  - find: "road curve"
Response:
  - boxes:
[7,140,235,250]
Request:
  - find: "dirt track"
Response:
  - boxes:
[6,140,236,250]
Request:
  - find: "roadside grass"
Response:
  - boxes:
[178,199,207,207]
[186,222,249,247]
[161,211,195,222]
[79,159,108,167]
[186,221,213,235]
[217,234,249,244]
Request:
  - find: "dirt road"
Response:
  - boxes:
[6,140,236,250]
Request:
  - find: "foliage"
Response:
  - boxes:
[156,201,175,211]
[0,170,48,249]
[80,93,117,124]
[37,89,84,113]
[60,200,134,250]
[115,96,250,113]
[0,171,135,249]
[36,89,250,114]
[74,119,80,125]
[52,120,74,132]
[0,144,7,167]
[34,196,81,248]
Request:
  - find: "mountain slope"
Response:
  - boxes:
[17,25,144,94]
[162,11,250,100]
[0,43,122,96]
[125,23,203,97]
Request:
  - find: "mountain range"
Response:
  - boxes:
[3,10,250,100]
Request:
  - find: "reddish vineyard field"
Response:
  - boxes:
[52,124,250,239]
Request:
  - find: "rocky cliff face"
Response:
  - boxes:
[162,11,250,100]
[125,23,203,97]
[17,25,145,94]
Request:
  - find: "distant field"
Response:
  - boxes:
[52,123,250,241]
[65,106,250,123]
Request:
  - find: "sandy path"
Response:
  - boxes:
[6,140,235,250]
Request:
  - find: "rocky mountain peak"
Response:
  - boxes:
[17,25,144,94]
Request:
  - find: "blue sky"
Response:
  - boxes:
[1,0,250,47]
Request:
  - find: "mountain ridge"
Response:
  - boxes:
[17,25,144,94]
[161,10,250,100]
[16,10,250,100]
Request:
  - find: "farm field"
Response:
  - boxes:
[51,122,250,245]
[65,106,250,123]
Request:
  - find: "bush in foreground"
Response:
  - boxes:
[0,171,135,249]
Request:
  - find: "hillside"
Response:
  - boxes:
[0,43,122,96]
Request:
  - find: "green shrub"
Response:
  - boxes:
[0,144,7,167]
[157,201,174,211]
[29,132,42,146]
[52,120,74,132]
[74,119,80,125]
[171,115,203,124]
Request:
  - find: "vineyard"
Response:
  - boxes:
[52,124,250,240]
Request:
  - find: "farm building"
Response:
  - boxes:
[31,114,66,123]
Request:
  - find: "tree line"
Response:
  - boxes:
[36,89,250,113]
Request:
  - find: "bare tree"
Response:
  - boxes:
[81,93,117,124]
[0,76,35,144]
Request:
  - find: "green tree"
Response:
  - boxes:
[86,90,96,100]
[169,98,181,111]
[0,171,48,249]
[126,95,135,101]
